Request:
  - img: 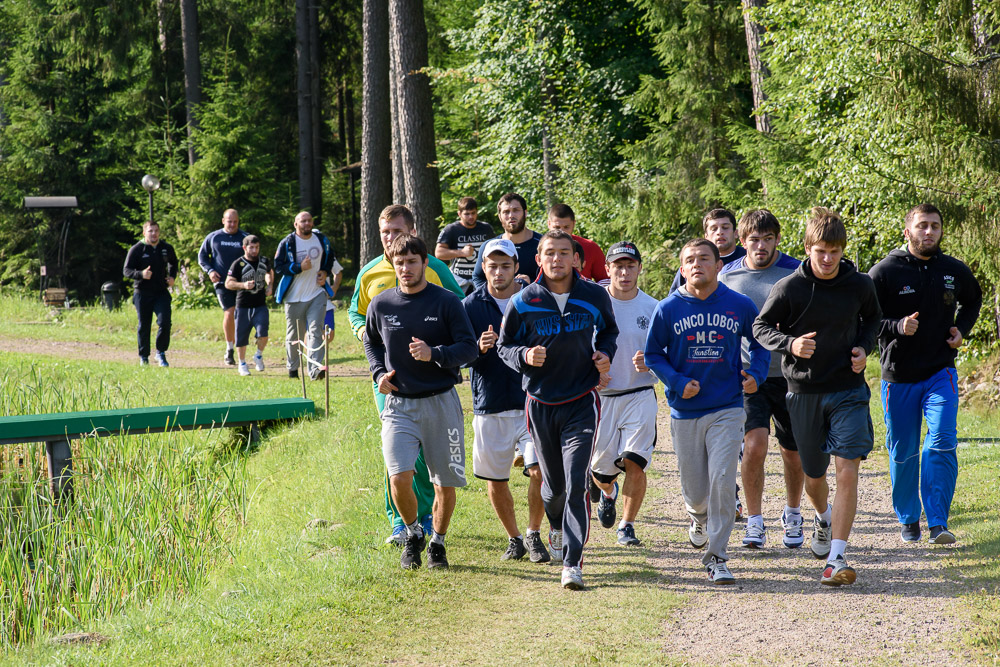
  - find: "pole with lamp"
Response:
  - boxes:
[141,174,161,223]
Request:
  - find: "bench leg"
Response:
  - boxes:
[45,439,74,504]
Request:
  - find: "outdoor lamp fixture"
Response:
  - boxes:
[141,174,161,224]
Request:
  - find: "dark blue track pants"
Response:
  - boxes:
[134,290,171,358]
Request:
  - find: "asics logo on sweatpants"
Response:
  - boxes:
[448,428,465,479]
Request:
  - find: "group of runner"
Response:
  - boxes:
[355,195,981,591]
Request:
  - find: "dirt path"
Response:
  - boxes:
[646,402,980,665]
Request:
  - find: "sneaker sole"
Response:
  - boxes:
[821,568,856,586]
[427,561,449,570]
[900,535,921,543]
[529,553,551,563]
[783,537,805,548]
[712,577,736,586]
[811,546,831,560]
[690,538,708,549]
[742,540,764,549]
[930,533,956,545]
[562,580,584,591]
[618,539,642,547]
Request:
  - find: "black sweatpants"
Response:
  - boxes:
[526,390,600,568]
[134,290,171,358]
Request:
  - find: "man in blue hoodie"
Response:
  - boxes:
[497,230,619,590]
[198,209,249,366]
[645,238,769,586]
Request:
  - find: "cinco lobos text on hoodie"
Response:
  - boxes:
[753,258,881,394]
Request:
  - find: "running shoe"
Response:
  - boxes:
[155,351,169,367]
[139,356,149,366]
[427,541,449,569]
[781,510,805,548]
[525,531,551,563]
[811,514,832,560]
[706,555,735,585]
[689,518,708,549]
[289,369,299,379]
[225,349,236,366]
[548,529,563,562]
[820,555,856,586]
[400,530,425,570]
[617,524,641,547]
[900,522,921,542]
[561,566,584,590]
[742,520,766,548]
[597,481,618,529]
[238,361,251,376]
[254,353,265,372]
[385,524,405,547]
[502,536,527,561]
[929,526,956,544]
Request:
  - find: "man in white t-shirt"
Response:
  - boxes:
[589,242,660,547]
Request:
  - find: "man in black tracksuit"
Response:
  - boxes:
[868,203,982,545]
[123,220,178,366]
[497,230,619,590]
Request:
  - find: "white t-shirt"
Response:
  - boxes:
[491,295,512,316]
[552,292,570,314]
[602,289,659,394]
[285,234,324,303]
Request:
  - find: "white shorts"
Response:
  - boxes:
[591,388,658,480]
[472,410,538,481]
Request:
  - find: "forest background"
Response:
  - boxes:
[0,0,997,343]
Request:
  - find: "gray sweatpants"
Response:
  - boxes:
[284,292,326,378]
[670,407,745,565]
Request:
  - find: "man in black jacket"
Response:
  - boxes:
[869,204,982,545]
[122,221,177,367]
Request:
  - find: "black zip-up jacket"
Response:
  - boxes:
[753,258,881,394]
[463,284,526,414]
[123,241,178,294]
[868,248,982,383]
[497,271,619,404]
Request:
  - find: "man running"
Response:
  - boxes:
[719,209,806,550]
[545,204,609,283]
[225,235,274,376]
[471,193,542,290]
[869,203,981,545]
[464,239,551,563]
[497,230,619,590]
[669,208,746,293]
[435,197,495,294]
[123,220,177,367]
[349,204,465,546]
[364,235,478,570]
[589,242,658,547]
[645,239,768,585]
[754,207,881,587]
[198,208,249,366]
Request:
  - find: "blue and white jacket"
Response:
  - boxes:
[273,230,335,304]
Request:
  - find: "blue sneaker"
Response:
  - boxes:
[385,524,405,547]
[420,514,434,537]
[154,351,169,367]
[597,481,618,529]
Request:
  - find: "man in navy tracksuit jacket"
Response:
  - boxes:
[869,204,982,545]
[497,230,618,590]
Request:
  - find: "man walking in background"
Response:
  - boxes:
[225,235,274,376]
[435,197,494,294]
[869,203,981,545]
[198,208,248,366]
[123,221,177,367]
[471,193,542,290]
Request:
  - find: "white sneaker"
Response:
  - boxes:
[238,361,251,376]
[811,514,832,559]
[689,518,708,549]
[561,566,584,590]
[742,520,766,548]
[548,529,563,562]
[254,353,265,372]
[706,555,735,585]
[781,510,805,548]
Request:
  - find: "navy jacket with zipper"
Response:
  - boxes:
[463,284,527,415]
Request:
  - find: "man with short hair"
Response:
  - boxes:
[669,208,746,293]
[364,235,478,570]
[471,193,542,290]
[123,221,177,367]
[349,204,466,546]
[435,196,495,294]
[589,242,659,547]
[869,203,982,545]
[274,211,336,380]
[463,238,550,563]
[198,208,249,366]
[497,230,619,590]
[754,207,881,587]
[720,209,806,550]
[225,235,274,376]
[646,239,768,585]
[545,203,609,282]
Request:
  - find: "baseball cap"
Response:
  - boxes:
[606,241,641,263]
[481,238,518,259]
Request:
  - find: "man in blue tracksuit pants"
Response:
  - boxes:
[869,203,982,545]
[497,230,619,590]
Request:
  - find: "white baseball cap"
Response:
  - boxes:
[481,238,518,259]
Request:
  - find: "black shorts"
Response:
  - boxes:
[785,384,874,479]
[235,307,269,347]
[215,283,237,310]
[743,376,796,451]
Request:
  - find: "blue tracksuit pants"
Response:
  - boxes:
[880,367,959,528]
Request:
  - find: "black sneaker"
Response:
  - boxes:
[525,531,550,563]
[400,531,426,570]
[502,536,527,561]
[289,369,299,379]
[427,541,449,569]
[900,522,921,543]
[617,524,641,546]
[929,525,956,544]
[314,369,326,381]
[597,481,618,529]
[225,349,236,366]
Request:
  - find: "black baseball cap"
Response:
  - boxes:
[606,241,641,263]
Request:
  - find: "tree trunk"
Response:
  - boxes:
[296,0,316,212]
[179,0,201,165]
[388,26,407,205]
[389,0,441,246]
[309,0,323,220]
[361,0,392,263]
[741,0,772,135]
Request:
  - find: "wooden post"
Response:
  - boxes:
[297,322,307,400]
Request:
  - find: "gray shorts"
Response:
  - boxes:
[785,384,874,479]
[381,388,467,488]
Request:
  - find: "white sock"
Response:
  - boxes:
[830,539,847,561]
[513,534,523,542]
[618,520,633,530]
[430,531,445,546]
[226,341,234,351]
[784,505,801,516]
[818,506,832,525]
[405,520,423,539]
[526,529,539,537]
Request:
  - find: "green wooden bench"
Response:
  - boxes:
[0,398,314,501]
